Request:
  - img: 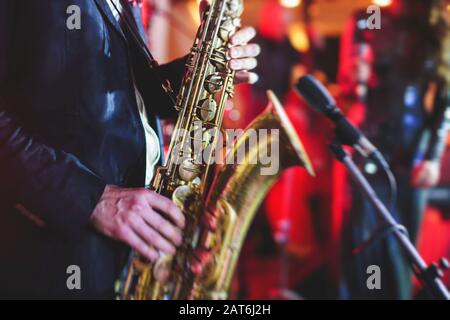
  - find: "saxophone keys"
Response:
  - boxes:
[227,0,240,12]
[178,159,201,182]
[214,38,223,49]
[219,29,230,43]
[172,185,194,209]
[227,0,244,17]
[210,50,228,71]
[218,19,235,42]
[198,98,217,122]
[205,74,224,94]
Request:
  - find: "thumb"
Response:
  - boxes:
[199,0,209,18]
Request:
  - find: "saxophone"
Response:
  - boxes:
[118,0,314,300]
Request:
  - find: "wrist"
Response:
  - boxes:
[90,184,115,222]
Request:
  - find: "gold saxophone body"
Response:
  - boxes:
[118,0,314,300]
[192,90,314,299]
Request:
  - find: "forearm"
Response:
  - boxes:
[0,108,106,238]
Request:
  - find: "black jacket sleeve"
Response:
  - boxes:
[152,55,188,117]
[424,84,450,162]
[156,56,188,95]
[0,1,106,239]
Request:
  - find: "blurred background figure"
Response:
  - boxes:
[338,0,450,299]
[239,0,300,125]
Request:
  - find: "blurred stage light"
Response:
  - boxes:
[364,162,378,175]
[372,0,392,7]
[279,0,302,9]
[288,22,310,52]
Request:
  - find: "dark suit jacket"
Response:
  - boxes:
[0,0,184,298]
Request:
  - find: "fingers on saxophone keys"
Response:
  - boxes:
[230,58,258,71]
[235,71,259,85]
[189,249,213,276]
[229,43,261,59]
[189,256,203,276]
[231,26,257,46]
[128,214,177,256]
[144,191,186,229]
[154,267,170,283]
[202,212,218,231]
[116,225,159,262]
[140,208,183,247]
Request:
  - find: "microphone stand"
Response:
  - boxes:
[329,141,450,300]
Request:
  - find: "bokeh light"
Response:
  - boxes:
[372,0,392,7]
[279,0,302,9]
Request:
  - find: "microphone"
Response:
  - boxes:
[294,74,388,169]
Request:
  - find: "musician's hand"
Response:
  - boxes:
[189,211,218,276]
[90,185,185,262]
[199,1,260,85]
[230,26,260,85]
[411,160,441,188]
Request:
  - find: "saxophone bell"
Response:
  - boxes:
[188,90,314,299]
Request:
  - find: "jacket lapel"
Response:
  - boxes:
[93,0,127,42]
[94,0,151,58]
